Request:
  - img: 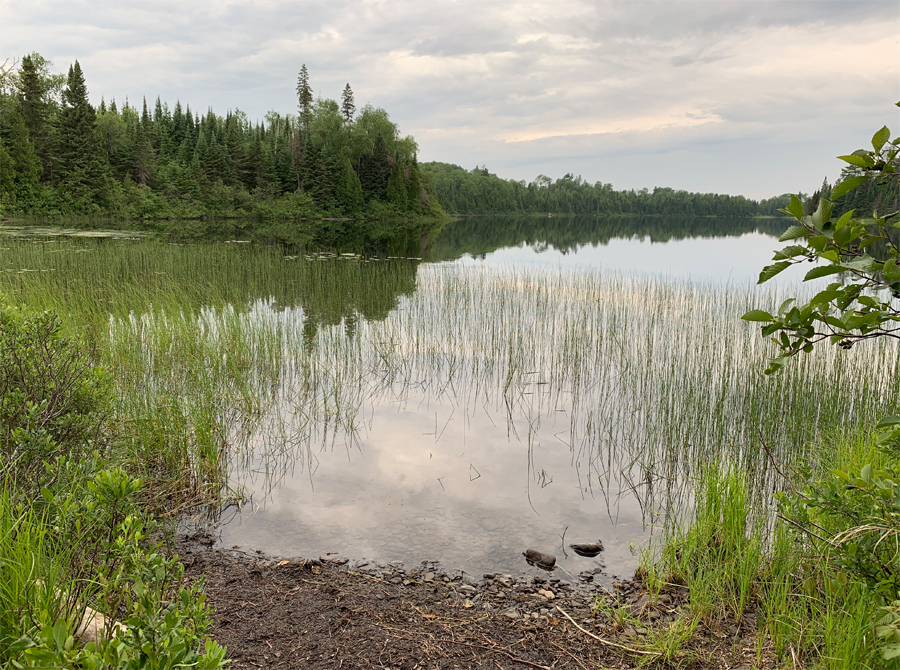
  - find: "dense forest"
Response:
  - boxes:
[0,54,442,220]
[2,52,894,225]
[420,162,785,217]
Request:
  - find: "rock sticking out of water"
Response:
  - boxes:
[523,548,556,570]
[569,541,604,557]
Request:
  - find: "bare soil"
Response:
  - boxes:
[177,532,777,669]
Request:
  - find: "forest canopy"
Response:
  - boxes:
[0,54,441,220]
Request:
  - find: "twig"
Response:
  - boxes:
[555,606,655,656]
[776,513,837,547]
[756,426,790,483]
[433,638,553,670]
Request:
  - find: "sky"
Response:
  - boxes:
[3,0,898,199]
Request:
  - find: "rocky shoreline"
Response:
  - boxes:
[177,530,771,669]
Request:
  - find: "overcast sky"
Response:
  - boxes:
[3,0,898,198]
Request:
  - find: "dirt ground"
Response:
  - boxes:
[177,532,775,670]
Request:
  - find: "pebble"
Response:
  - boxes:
[320,553,349,565]
[502,607,520,619]
[626,594,650,616]
[423,572,435,582]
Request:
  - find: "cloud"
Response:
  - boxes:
[2,0,898,196]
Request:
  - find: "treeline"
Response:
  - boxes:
[0,54,443,220]
[420,163,788,217]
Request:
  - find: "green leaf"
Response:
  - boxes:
[861,463,873,483]
[742,310,775,322]
[784,194,804,220]
[877,416,900,429]
[831,176,869,200]
[777,298,796,315]
[808,235,829,252]
[804,265,846,281]
[764,356,790,375]
[811,198,833,231]
[838,154,872,168]
[842,255,880,272]
[810,289,842,305]
[834,210,854,229]
[773,245,808,260]
[758,261,791,284]
[779,225,810,242]
[833,225,855,247]
[873,126,891,152]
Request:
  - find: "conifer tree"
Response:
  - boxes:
[296,64,313,134]
[340,83,355,123]
[0,107,42,207]
[57,60,108,209]
[336,157,364,212]
[18,53,57,179]
[386,160,408,209]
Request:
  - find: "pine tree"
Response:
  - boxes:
[296,64,313,135]
[57,60,109,209]
[131,120,155,186]
[340,84,355,123]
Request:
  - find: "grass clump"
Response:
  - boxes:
[648,463,764,626]
[641,429,900,669]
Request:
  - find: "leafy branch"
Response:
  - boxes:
[742,119,900,374]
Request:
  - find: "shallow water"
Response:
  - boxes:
[6,215,893,581]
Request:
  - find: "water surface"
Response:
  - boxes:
[6,216,893,582]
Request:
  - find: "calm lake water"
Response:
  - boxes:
[7,216,893,582]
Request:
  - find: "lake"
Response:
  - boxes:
[3,216,896,582]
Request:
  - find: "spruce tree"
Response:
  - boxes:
[296,65,313,134]
[335,157,364,212]
[340,83,355,123]
[18,53,55,179]
[57,60,109,209]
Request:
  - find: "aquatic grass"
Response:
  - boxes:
[2,236,898,519]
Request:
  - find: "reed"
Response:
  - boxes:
[2,236,897,518]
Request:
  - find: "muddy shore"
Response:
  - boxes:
[177,531,774,669]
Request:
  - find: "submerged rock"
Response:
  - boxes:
[569,541,604,557]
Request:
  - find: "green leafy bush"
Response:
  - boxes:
[1,464,228,669]
[0,303,112,495]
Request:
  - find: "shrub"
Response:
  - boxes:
[0,302,112,496]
